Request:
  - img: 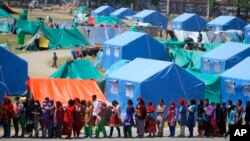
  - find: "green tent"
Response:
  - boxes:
[15,20,43,35]
[187,69,221,103]
[95,16,122,25]
[50,59,104,82]
[0,19,10,32]
[74,6,88,16]
[167,41,222,102]
[0,9,10,17]
[19,26,89,51]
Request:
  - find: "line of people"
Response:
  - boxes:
[1,95,250,139]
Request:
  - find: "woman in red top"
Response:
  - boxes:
[2,97,14,138]
[54,101,64,138]
[63,99,75,139]
[145,101,157,137]
[166,101,177,137]
[73,98,84,138]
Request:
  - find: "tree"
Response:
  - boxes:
[208,0,219,19]
[235,0,250,21]
[151,0,160,9]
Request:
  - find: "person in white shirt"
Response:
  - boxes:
[92,95,100,128]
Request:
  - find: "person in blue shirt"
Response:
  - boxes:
[178,98,187,137]
[224,105,237,139]
[187,99,196,138]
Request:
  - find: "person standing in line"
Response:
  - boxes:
[19,100,28,138]
[92,95,100,130]
[123,99,135,138]
[224,105,237,139]
[95,102,107,138]
[187,99,196,138]
[12,97,22,138]
[73,98,84,138]
[236,99,243,125]
[48,100,55,138]
[245,101,250,125]
[145,101,157,137]
[178,98,187,138]
[40,100,50,138]
[135,97,147,138]
[197,100,205,137]
[63,99,75,139]
[52,52,58,68]
[156,99,165,137]
[109,100,121,138]
[54,101,64,138]
[2,97,14,138]
[166,101,177,137]
[84,100,94,138]
[25,99,34,138]
[32,100,42,138]
[219,102,227,136]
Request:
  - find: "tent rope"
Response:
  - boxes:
[146,34,152,58]
[0,65,12,96]
[173,64,189,101]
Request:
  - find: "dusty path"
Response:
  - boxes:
[18,50,71,77]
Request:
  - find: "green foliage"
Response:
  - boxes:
[151,0,160,7]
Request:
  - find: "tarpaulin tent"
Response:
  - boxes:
[220,57,250,107]
[93,50,104,68]
[91,5,115,16]
[206,30,244,43]
[206,16,247,31]
[81,26,127,45]
[244,24,250,43]
[0,1,18,17]
[172,13,207,31]
[21,26,89,50]
[56,21,73,29]
[201,42,250,74]
[74,6,88,16]
[105,58,204,116]
[50,59,104,82]
[110,7,135,19]
[102,31,167,70]
[27,78,106,105]
[16,20,43,35]
[105,59,130,76]
[94,16,122,25]
[187,69,221,103]
[132,10,168,30]
[0,47,28,102]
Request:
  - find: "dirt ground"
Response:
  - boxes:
[18,49,72,77]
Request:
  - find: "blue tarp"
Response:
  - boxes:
[105,59,130,76]
[220,57,250,107]
[110,7,135,19]
[106,58,204,116]
[201,42,250,74]
[132,10,168,30]
[0,48,28,102]
[172,13,207,31]
[56,21,73,29]
[206,16,247,31]
[102,31,167,69]
[91,5,115,16]
[244,24,250,43]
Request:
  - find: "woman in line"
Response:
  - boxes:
[73,98,84,138]
[166,101,177,137]
[197,99,205,137]
[135,97,147,138]
[145,101,157,137]
[123,99,135,138]
[156,99,165,137]
[109,100,121,137]
[178,98,187,137]
[63,99,75,139]
[187,99,196,138]
[84,100,94,138]
[54,101,64,138]
[31,100,42,138]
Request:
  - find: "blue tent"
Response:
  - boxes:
[110,7,135,19]
[206,16,247,31]
[171,13,207,31]
[244,24,250,43]
[105,59,130,76]
[91,5,115,16]
[0,47,28,102]
[201,42,250,74]
[106,58,204,116]
[102,31,167,70]
[220,57,250,107]
[132,10,168,30]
